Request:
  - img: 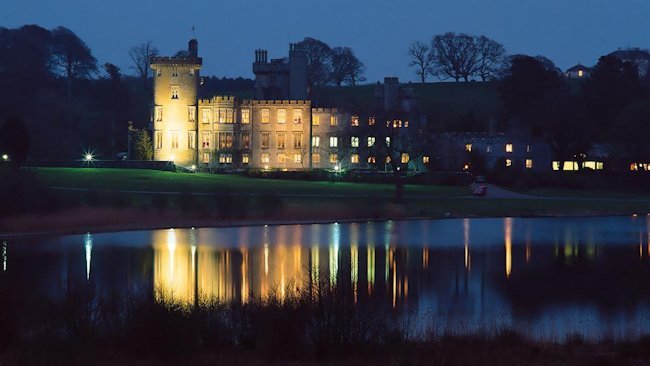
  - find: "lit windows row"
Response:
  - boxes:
[261,108,303,124]
[311,136,379,148]
[259,132,302,149]
[464,143,531,153]
[201,108,248,124]
[200,132,251,149]
[155,131,196,150]
[155,106,198,123]
[155,67,195,78]
[200,152,431,166]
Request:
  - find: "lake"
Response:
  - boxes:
[3,215,650,341]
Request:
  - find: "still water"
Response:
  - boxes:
[3,216,650,340]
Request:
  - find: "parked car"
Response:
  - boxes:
[473,184,488,197]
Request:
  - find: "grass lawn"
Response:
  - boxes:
[29,167,471,197]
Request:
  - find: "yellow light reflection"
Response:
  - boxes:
[505,218,512,278]
[154,229,195,302]
[351,244,358,302]
[367,245,375,295]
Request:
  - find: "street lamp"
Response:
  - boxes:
[1,154,8,161]
[84,153,94,162]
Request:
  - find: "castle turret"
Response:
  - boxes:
[150,40,203,165]
[288,43,307,100]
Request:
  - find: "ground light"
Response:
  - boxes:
[190,164,197,171]
[1,154,8,161]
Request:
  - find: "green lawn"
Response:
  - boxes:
[30,167,470,197]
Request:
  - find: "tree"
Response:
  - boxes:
[295,37,333,89]
[616,98,650,168]
[134,129,153,160]
[128,41,158,87]
[330,47,366,86]
[408,41,434,83]
[430,32,478,82]
[0,115,30,169]
[50,26,97,99]
[473,36,506,81]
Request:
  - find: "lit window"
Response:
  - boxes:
[578,70,584,77]
[312,136,320,147]
[261,109,270,123]
[202,108,211,123]
[368,156,376,164]
[329,136,338,148]
[155,131,163,149]
[385,137,391,147]
[242,154,250,164]
[188,106,196,122]
[423,156,430,164]
[351,116,359,126]
[525,159,533,169]
[368,117,375,125]
[330,115,337,126]
[155,106,163,122]
[277,154,286,163]
[329,154,338,164]
[293,109,302,124]
[226,109,234,123]
[386,156,391,163]
[171,85,179,99]
[312,153,320,164]
[187,131,195,149]
[261,132,270,149]
[351,154,360,163]
[277,109,286,124]
[219,132,233,149]
[241,132,250,149]
[505,159,512,167]
[463,163,470,170]
[241,109,250,124]
[465,144,472,152]
[218,109,225,123]
[404,121,409,128]
[201,132,211,148]
[277,132,286,149]
[486,145,492,153]
[219,153,232,164]
[189,68,194,76]
[367,136,376,147]
[293,132,302,149]
[312,115,320,126]
[201,153,209,163]
[170,132,179,149]
[505,144,513,153]
[351,136,359,147]
[172,66,178,77]
[156,69,161,77]
[401,153,409,164]
[261,153,270,163]
[293,154,302,163]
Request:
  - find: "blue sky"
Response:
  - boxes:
[1,0,649,82]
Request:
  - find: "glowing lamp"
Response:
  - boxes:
[334,165,341,172]
[84,153,94,162]
[1,154,8,161]
[190,164,197,171]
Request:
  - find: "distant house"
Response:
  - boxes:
[565,64,591,79]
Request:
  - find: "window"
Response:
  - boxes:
[330,115,337,126]
[242,154,250,164]
[155,131,163,149]
[241,109,250,124]
[367,136,376,147]
[293,132,302,149]
[219,132,233,149]
[261,132,270,149]
[155,106,163,122]
[172,66,178,77]
[261,153,270,164]
[170,132,179,149]
[312,115,320,126]
[189,68,195,76]
[277,153,286,163]
[525,159,533,169]
[202,108,211,123]
[261,109,270,123]
[404,121,409,128]
[351,154,359,163]
[293,154,302,163]
[423,156,430,164]
[201,153,210,163]
[392,120,403,128]
[386,156,391,163]
[578,70,584,77]
[201,132,211,148]
[226,109,234,123]
[465,144,472,152]
[368,117,375,126]
[293,109,302,124]
[171,86,179,99]
[219,153,232,164]
[312,153,320,164]
[329,154,338,164]
[312,136,320,147]
[385,137,391,147]
[505,143,513,153]
[156,69,161,77]
[277,132,286,149]
[218,109,225,123]
[241,132,250,149]
[187,131,195,149]
[351,116,359,126]
[368,156,376,164]
[277,109,286,124]
[351,136,359,148]
[329,136,338,148]
[401,153,409,164]
[188,106,196,122]
[505,159,512,167]
[486,144,492,153]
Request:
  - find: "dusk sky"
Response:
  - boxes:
[2,0,649,82]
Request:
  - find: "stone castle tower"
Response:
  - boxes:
[253,43,307,100]
[150,39,203,166]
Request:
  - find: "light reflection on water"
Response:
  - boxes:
[4,216,650,340]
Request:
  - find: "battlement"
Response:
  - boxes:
[150,56,203,67]
[199,96,238,105]
[251,100,310,106]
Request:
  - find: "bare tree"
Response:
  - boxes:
[473,36,506,81]
[430,32,478,82]
[129,41,159,86]
[331,47,366,86]
[408,41,434,83]
[295,37,333,89]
